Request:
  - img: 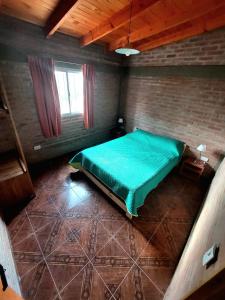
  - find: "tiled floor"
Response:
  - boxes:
[7,157,207,300]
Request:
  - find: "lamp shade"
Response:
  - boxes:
[115,48,140,56]
[197,144,206,152]
[118,117,124,124]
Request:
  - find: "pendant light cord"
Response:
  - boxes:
[128,0,133,47]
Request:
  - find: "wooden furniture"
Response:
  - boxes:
[80,166,133,219]
[110,127,127,139]
[165,158,225,300]
[0,214,23,300]
[180,157,206,181]
[0,152,34,206]
[73,133,186,220]
[0,74,34,207]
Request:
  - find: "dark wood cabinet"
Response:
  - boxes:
[0,74,34,208]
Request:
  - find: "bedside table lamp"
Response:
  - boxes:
[197,144,206,160]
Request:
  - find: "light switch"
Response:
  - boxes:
[34,145,41,151]
[202,244,219,268]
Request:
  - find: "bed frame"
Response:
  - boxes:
[79,166,133,219]
[78,144,187,220]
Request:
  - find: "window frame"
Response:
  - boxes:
[55,64,83,117]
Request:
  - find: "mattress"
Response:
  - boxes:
[69,129,184,216]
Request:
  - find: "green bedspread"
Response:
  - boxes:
[69,129,184,216]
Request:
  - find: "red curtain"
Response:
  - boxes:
[28,56,61,138]
[82,64,95,129]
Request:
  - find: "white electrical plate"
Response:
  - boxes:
[202,244,217,267]
[34,145,41,151]
[200,156,209,162]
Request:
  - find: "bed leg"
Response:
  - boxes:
[126,211,132,220]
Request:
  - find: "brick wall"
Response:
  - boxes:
[0,15,121,163]
[124,27,225,66]
[121,27,225,169]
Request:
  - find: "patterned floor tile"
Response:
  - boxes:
[65,218,94,252]
[111,265,164,300]
[140,265,174,294]
[60,263,113,300]
[56,187,98,218]
[29,214,58,232]
[20,261,59,300]
[46,234,88,292]
[27,189,59,217]
[114,218,163,259]
[93,238,133,295]
[138,221,174,260]
[13,233,41,255]
[166,221,193,259]
[9,214,34,246]
[7,157,207,300]
[7,209,27,242]
[97,194,126,220]
[14,258,44,280]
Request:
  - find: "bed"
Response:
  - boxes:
[69,129,184,218]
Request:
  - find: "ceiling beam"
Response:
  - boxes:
[134,6,225,52]
[136,21,204,52]
[80,0,160,47]
[45,0,79,38]
[109,0,225,51]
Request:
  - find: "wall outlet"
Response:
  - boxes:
[34,145,41,151]
[201,156,209,162]
[202,244,219,268]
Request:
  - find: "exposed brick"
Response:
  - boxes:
[121,75,225,169]
[0,16,121,163]
[124,27,225,66]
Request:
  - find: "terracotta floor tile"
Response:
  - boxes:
[35,218,63,256]
[13,233,41,254]
[14,259,44,280]
[138,222,174,259]
[114,219,163,259]
[46,235,88,292]
[20,261,59,300]
[58,188,98,218]
[166,221,193,259]
[140,265,174,294]
[28,214,58,232]
[61,217,100,259]
[60,263,113,300]
[7,157,207,300]
[93,238,133,293]
[112,265,164,300]
[10,214,34,246]
[48,263,86,293]
[27,189,59,217]
[7,209,27,242]
[97,195,126,220]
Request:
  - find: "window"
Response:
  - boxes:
[55,66,83,115]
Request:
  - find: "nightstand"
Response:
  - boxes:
[180,157,206,181]
[110,127,127,139]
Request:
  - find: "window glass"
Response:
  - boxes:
[55,67,83,115]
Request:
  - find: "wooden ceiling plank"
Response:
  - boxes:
[80,0,160,47]
[137,21,204,51]
[109,0,225,51]
[45,0,79,37]
[136,7,225,52]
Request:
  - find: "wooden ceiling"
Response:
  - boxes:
[1,0,225,53]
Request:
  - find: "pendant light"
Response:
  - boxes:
[115,0,140,56]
